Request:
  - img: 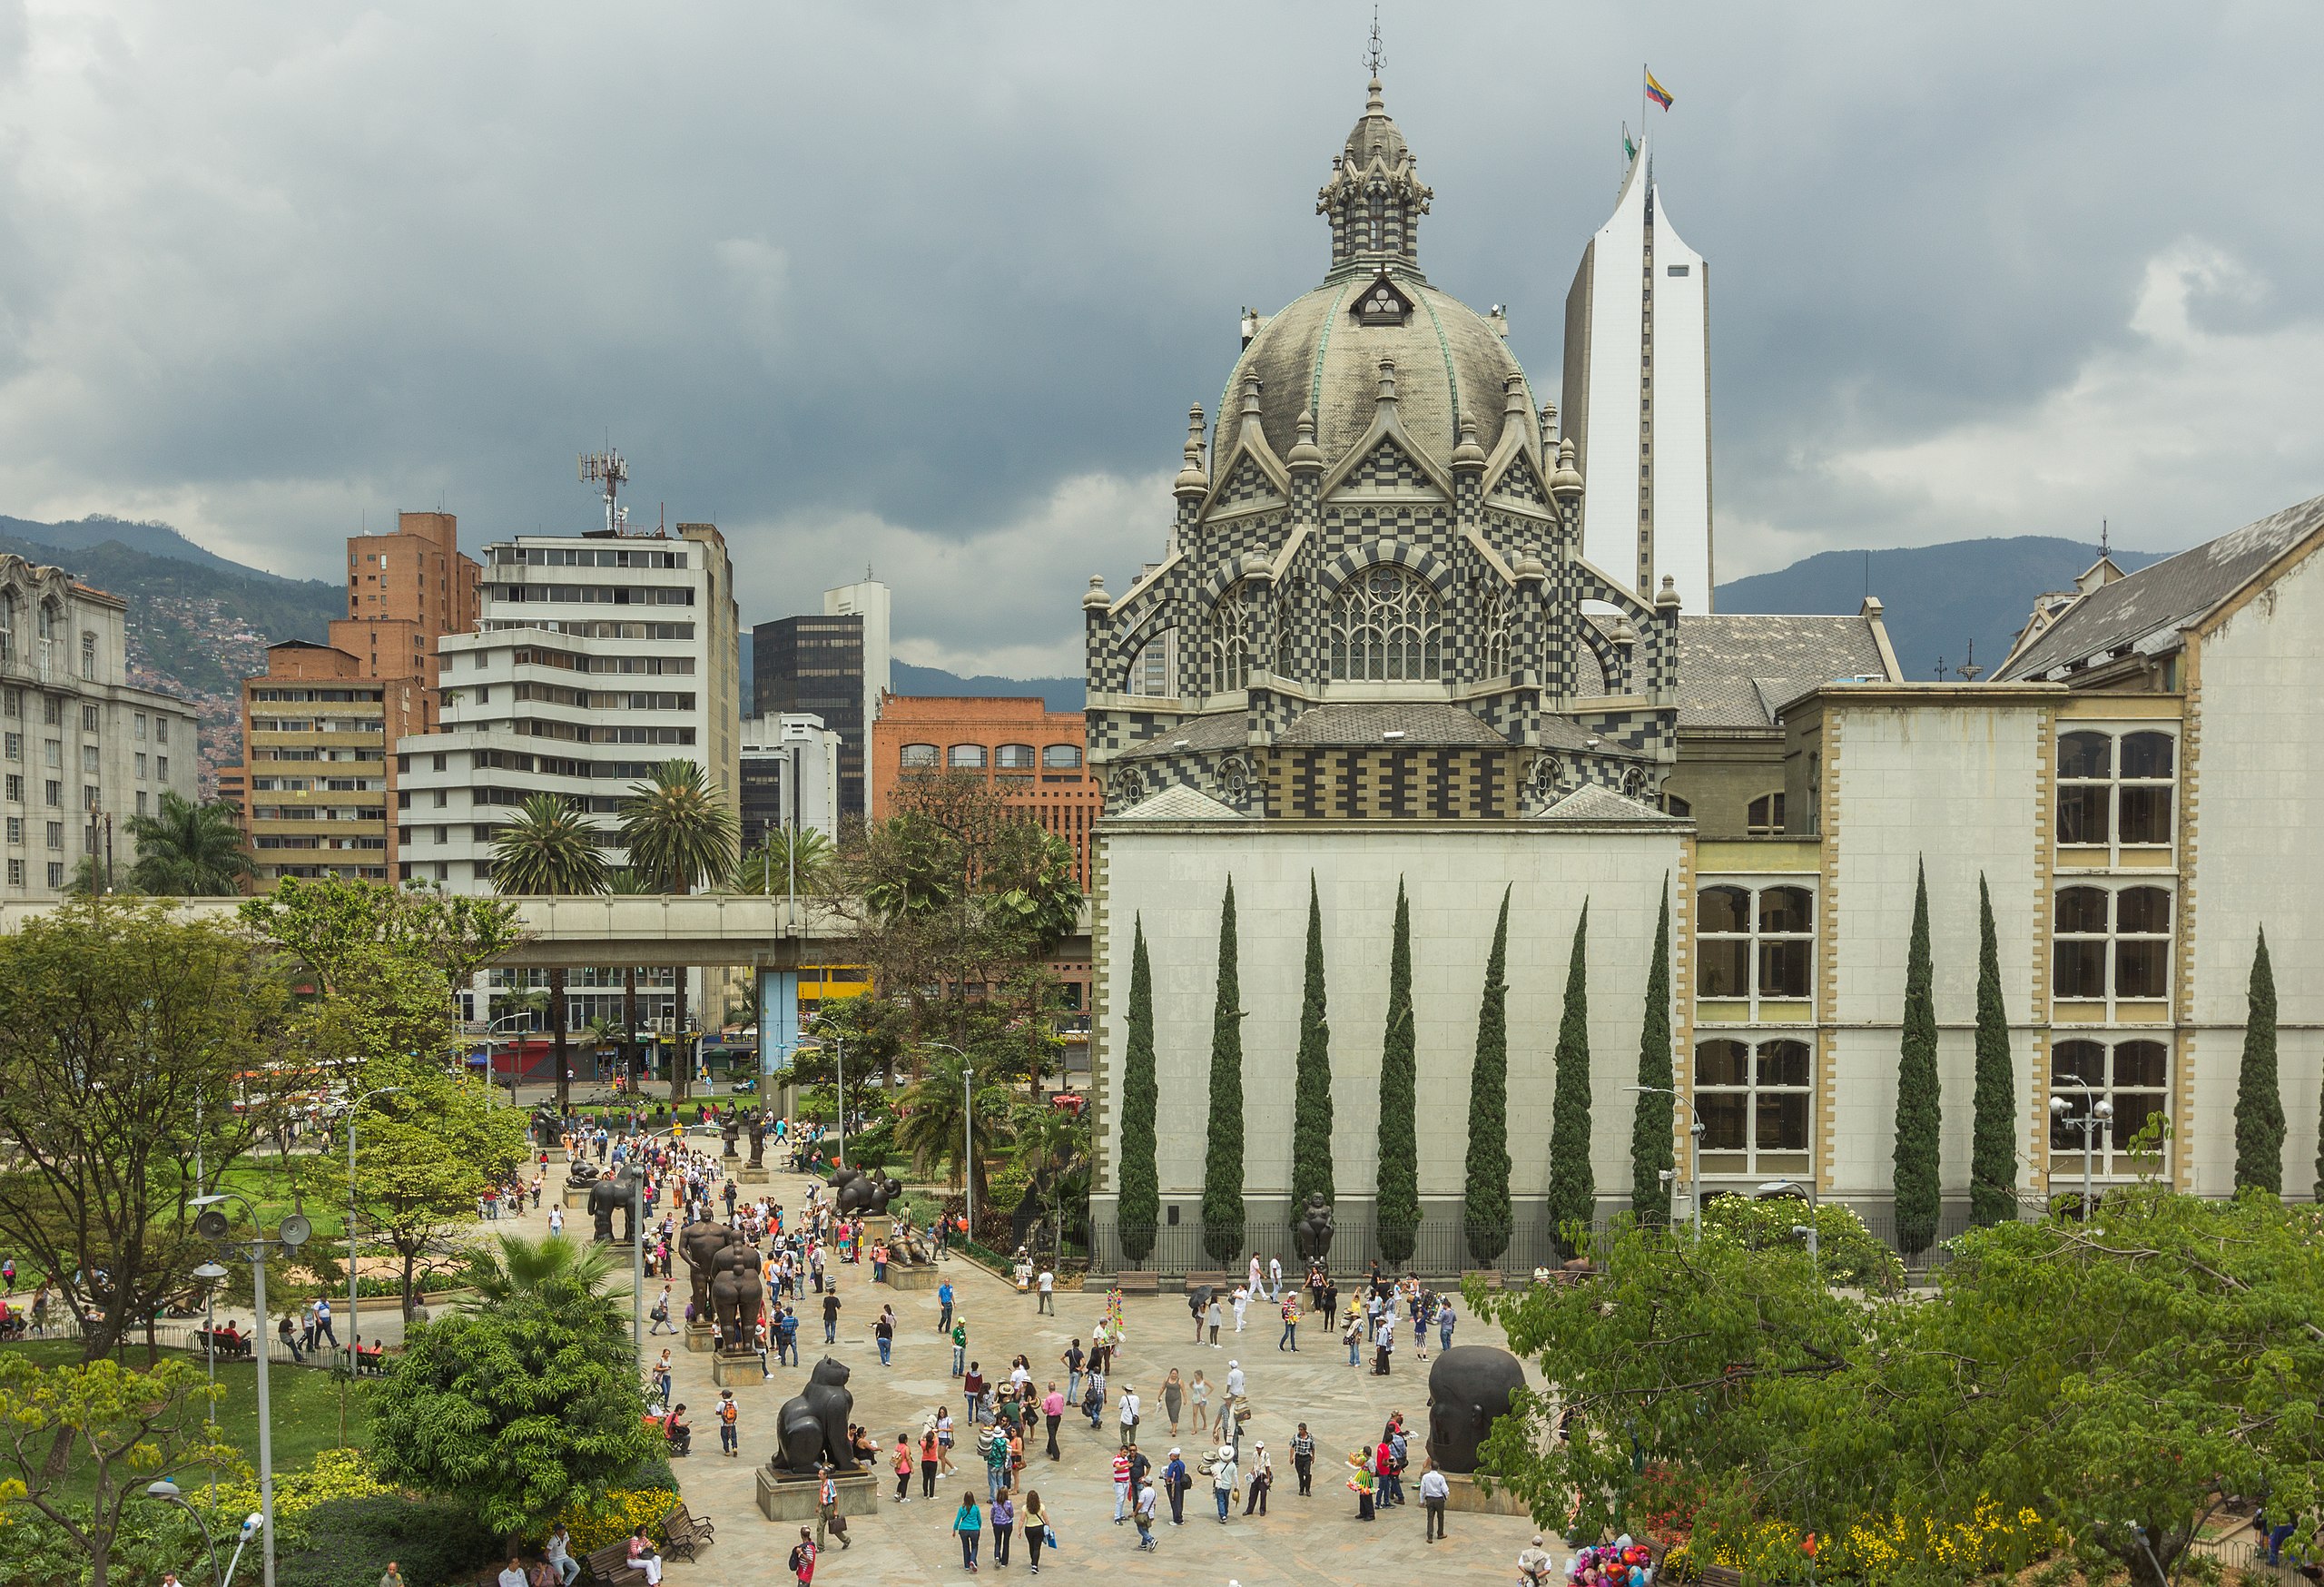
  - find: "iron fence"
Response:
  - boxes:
[1090,1206,1609,1283]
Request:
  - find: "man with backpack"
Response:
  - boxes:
[785,1528,816,1586]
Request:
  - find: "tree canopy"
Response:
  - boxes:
[123,790,255,896]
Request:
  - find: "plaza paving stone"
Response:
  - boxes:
[616,1157,1560,1587]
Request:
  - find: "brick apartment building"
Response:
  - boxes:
[870,695,1098,886]
[228,510,480,887]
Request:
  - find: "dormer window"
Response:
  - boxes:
[1354,273,1412,326]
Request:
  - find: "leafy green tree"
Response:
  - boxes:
[1116,917,1161,1265]
[123,790,255,896]
[1894,859,1942,1254]
[1200,877,1246,1263]
[1374,881,1420,1266]
[1630,880,1675,1227]
[353,1068,530,1321]
[2234,926,2284,1194]
[1013,1106,1093,1258]
[0,1355,235,1587]
[620,759,739,1100]
[369,1241,662,1552]
[1545,901,1595,1254]
[0,896,297,1362]
[1969,872,2018,1226]
[493,794,612,1111]
[1289,875,1335,1214]
[240,876,526,1004]
[464,1231,632,1327]
[1462,887,1515,1266]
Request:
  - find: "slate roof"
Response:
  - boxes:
[1530,784,1686,823]
[1113,784,1245,821]
[1277,701,1511,747]
[1675,614,1893,728]
[1994,493,2324,681]
[1118,712,1249,760]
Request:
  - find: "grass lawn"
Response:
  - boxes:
[0,1339,371,1504]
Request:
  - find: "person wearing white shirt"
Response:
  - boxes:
[1225,1360,1245,1398]
[1118,1386,1141,1449]
[1266,1256,1283,1302]
[1232,1284,1250,1332]
[496,1560,526,1587]
[1036,1267,1055,1315]
[1210,1444,1238,1523]
[1373,1317,1396,1375]
[1246,1254,1263,1295]
[1419,1458,1451,1541]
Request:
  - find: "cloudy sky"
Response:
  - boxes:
[1,2,2319,675]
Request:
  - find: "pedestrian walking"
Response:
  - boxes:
[1161,1368,1184,1434]
[1189,1370,1210,1433]
[893,1434,915,1502]
[1041,1381,1064,1460]
[1291,1424,1315,1496]
[1373,1316,1395,1375]
[1132,1476,1158,1552]
[1420,1456,1450,1541]
[649,1286,675,1335]
[1344,1309,1365,1367]
[1438,1296,1456,1351]
[1022,1491,1049,1574]
[990,1487,1015,1565]
[1231,1284,1249,1333]
[1036,1267,1054,1315]
[822,1288,841,1345]
[1277,1293,1299,1352]
[1118,1385,1140,1448]
[716,1390,740,1457]
[816,1464,850,1550]
[920,1426,940,1498]
[876,1306,896,1366]
[1211,1443,1238,1523]
[938,1278,955,1333]
[951,1319,969,1377]
[1206,1295,1223,1346]
[786,1529,817,1587]
[1243,1442,1272,1515]
[1162,1447,1189,1525]
[951,1493,983,1572]
[1061,1339,1085,1407]
[938,1407,958,1474]
[1266,1256,1283,1302]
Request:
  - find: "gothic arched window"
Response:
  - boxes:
[1329,565,1443,682]
[1482,584,1512,679]
[1207,584,1256,694]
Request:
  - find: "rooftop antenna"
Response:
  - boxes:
[1935,653,1946,682]
[2100,518,2111,560]
[579,448,629,536]
[1364,6,1385,77]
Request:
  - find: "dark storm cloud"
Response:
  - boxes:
[0,2,2317,672]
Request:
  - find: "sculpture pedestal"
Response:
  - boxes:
[1441,1472,1525,1515]
[881,1265,938,1292]
[684,1323,718,1354]
[562,1183,595,1209]
[738,1167,770,1184]
[860,1216,891,1241]
[711,1353,768,1387]
[756,1467,877,1524]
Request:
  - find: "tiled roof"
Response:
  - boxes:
[1113,784,1245,821]
[1677,614,1892,727]
[1277,701,1511,747]
[1530,784,1684,823]
[1994,493,2324,681]
[1118,713,1249,760]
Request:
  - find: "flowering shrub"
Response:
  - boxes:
[1666,1497,2056,1584]
[556,1486,680,1553]
[198,1448,393,1543]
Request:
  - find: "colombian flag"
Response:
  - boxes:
[1645,68,1673,111]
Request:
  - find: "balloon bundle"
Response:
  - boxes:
[1568,1535,1656,1587]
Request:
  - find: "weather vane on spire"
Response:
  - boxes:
[1364,6,1385,77]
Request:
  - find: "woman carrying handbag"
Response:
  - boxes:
[1022,1491,1053,1575]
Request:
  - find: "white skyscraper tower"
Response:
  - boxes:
[1561,146,1714,611]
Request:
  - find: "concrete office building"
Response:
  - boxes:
[1563,145,1714,612]
[0,554,200,896]
[739,712,842,855]
[231,510,480,888]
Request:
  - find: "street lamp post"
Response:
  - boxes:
[2048,1086,2115,1214]
[191,1194,310,1587]
[1623,1084,1705,1237]
[146,1481,220,1587]
[340,1085,404,1361]
[1756,1178,1821,1286]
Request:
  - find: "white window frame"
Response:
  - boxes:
[1695,881,1816,1016]
[2052,882,2172,1013]
[2056,727,2177,862]
[2049,1036,2171,1180]
[1693,1035,1813,1178]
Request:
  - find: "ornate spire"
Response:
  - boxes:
[1315,60,1433,281]
[1174,404,1209,497]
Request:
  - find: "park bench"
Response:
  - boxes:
[195,1328,254,1360]
[1111,1270,1160,1295]
[1186,1269,1240,1293]
[658,1501,715,1561]
[582,1543,650,1587]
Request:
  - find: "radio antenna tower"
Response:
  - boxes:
[578,448,630,535]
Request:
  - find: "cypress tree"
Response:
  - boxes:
[1893,859,1942,1255]
[1116,915,1160,1264]
[1968,873,2018,1227]
[1374,880,1420,1266]
[1545,901,1595,1254]
[2234,926,2283,1195]
[1200,876,1246,1262]
[1630,880,1675,1228]
[1290,873,1335,1211]
[1462,887,1515,1266]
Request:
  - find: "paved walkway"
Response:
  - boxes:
[604,1154,1558,1587]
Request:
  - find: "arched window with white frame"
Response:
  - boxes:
[1207,585,1254,694]
[1328,564,1442,682]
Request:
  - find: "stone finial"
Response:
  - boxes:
[1610,614,1638,649]
[1451,413,1486,469]
[1502,373,1529,420]
[1174,404,1208,497]
[1287,408,1323,470]
[1512,548,1547,583]
[1538,401,1560,449]
[1375,358,1399,405]
[1239,374,1265,441]
[1083,575,1111,613]
[1657,574,1682,612]
[1549,436,1583,499]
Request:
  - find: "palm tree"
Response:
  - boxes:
[124,790,255,895]
[895,1045,1018,1221]
[619,760,738,1102]
[738,825,836,896]
[491,794,611,1112]
[463,1231,632,1331]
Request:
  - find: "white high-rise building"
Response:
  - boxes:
[822,577,891,812]
[1561,148,1714,612]
[393,521,740,891]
